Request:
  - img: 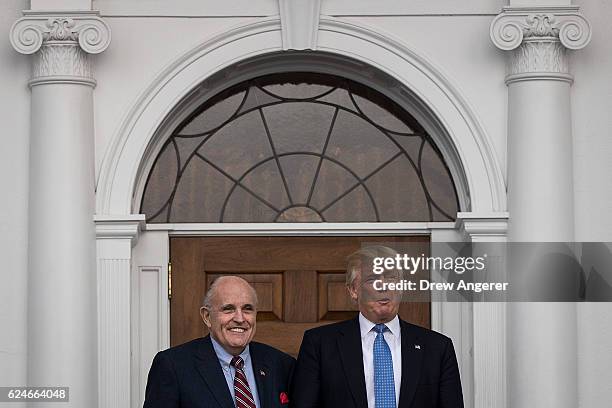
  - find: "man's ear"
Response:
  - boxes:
[347,283,359,303]
[200,307,212,328]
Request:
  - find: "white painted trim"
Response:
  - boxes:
[505,72,574,85]
[130,230,170,408]
[146,222,456,235]
[95,214,145,243]
[95,215,146,408]
[97,242,132,408]
[456,211,509,241]
[128,51,473,218]
[454,213,508,408]
[28,76,96,87]
[429,226,475,408]
[473,303,506,408]
[96,16,506,217]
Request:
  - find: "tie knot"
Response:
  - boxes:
[374,323,388,334]
[230,356,244,369]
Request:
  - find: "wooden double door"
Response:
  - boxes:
[170,236,430,356]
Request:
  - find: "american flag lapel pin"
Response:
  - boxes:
[260,369,266,376]
[414,344,421,350]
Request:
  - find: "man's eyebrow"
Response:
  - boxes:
[220,303,235,309]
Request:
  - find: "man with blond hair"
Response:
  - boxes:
[291,246,464,408]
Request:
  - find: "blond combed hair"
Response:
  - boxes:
[345,245,400,287]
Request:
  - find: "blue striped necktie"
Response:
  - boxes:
[373,323,396,408]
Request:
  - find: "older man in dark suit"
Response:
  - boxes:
[144,276,294,408]
[291,246,464,408]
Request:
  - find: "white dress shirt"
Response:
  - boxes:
[359,313,402,408]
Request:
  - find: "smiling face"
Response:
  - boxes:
[200,276,257,355]
[347,251,402,324]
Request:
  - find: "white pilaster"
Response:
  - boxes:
[10,11,110,407]
[457,213,508,408]
[95,215,145,408]
[491,6,590,408]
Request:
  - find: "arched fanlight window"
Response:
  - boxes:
[140,73,459,223]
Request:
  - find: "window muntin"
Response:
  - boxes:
[141,73,459,223]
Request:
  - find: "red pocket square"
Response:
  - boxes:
[279,392,289,404]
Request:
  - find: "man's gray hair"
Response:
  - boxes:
[346,245,400,287]
[201,275,258,309]
[202,282,216,309]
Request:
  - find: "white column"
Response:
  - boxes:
[95,215,144,408]
[10,12,110,407]
[491,7,590,408]
[457,213,509,408]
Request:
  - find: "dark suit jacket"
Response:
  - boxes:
[290,318,463,408]
[144,336,295,408]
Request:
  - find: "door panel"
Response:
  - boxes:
[170,236,430,356]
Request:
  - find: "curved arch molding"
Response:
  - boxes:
[96,16,506,216]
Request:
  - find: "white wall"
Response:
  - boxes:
[572,1,612,406]
[0,0,30,392]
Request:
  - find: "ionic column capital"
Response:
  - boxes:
[10,11,111,55]
[490,6,591,83]
[491,6,591,51]
[10,11,111,86]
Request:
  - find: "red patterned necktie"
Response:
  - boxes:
[230,356,257,408]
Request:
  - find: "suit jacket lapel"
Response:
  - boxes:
[398,321,424,408]
[250,344,272,408]
[338,318,368,408]
[194,336,235,408]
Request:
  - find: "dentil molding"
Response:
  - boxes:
[490,6,591,83]
[10,11,111,85]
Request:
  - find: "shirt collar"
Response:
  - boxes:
[358,312,401,339]
[210,335,251,368]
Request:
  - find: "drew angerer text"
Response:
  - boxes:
[373,279,509,293]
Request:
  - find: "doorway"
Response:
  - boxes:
[170,235,430,356]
